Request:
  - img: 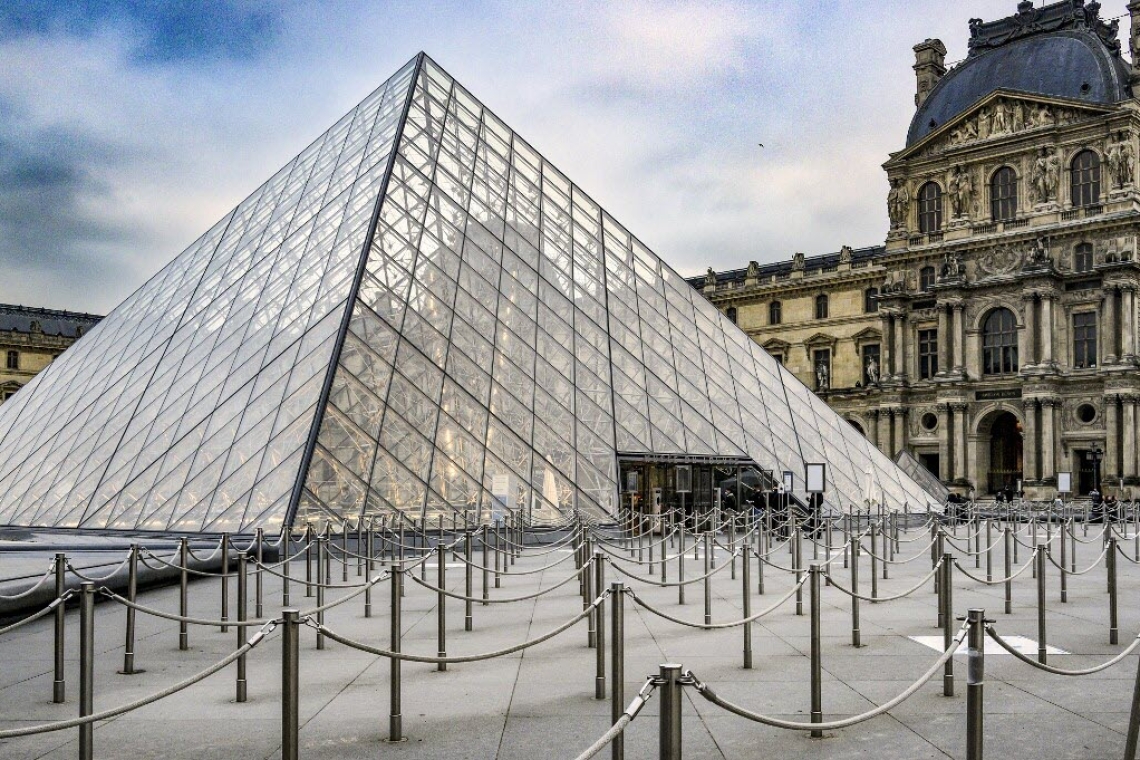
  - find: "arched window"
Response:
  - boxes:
[769,301,782,325]
[1071,150,1101,208]
[815,294,829,320]
[863,286,878,314]
[982,308,1019,375]
[991,166,1017,221]
[920,265,936,291]
[725,307,737,324]
[918,182,942,233]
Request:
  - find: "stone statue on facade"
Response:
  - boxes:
[792,252,806,271]
[1107,139,1136,188]
[816,360,830,391]
[887,179,910,229]
[949,165,973,218]
[940,251,964,280]
[1031,147,1059,204]
[704,267,716,287]
[1025,236,1051,267]
[866,356,879,385]
[991,100,1009,135]
[746,260,759,279]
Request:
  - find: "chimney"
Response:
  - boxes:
[1129,1,1140,89]
[913,39,947,108]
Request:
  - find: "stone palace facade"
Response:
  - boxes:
[694,1,1140,499]
[0,305,101,404]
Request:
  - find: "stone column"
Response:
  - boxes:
[1103,286,1119,365]
[1019,293,1036,368]
[893,408,908,453]
[878,408,893,456]
[952,303,966,374]
[867,410,879,447]
[953,403,969,481]
[1124,396,1137,480]
[1040,399,1056,481]
[1105,395,1120,481]
[1041,294,1055,367]
[937,306,950,377]
[1022,399,1038,482]
[881,312,894,376]
[937,404,951,480]
[894,314,908,381]
[1122,287,1137,363]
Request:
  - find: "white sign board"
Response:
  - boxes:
[1057,471,1072,494]
[805,463,826,494]
[782,471,794,492]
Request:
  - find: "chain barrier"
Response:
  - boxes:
[0,590,75,636]
[826,559,943,602]
[985,624,1140,676]
[569,677,656,760]
[0,561,57,600]
[625,578,804,629]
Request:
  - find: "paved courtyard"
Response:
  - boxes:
[1,523,1138,759]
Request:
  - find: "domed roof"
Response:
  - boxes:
[907,5,1131,147]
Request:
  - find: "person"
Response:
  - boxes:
[1104,493,1119,522]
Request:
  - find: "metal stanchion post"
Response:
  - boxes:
[494,520,502,589]
[53,553,66,703]
[282,531,292,608]
[942,553,954,696]
[703,533,712,626]
[316,539,326,650]
[256,528,265,619]
[870,521,879,602]
[1035,548,1047,664]
[221,532,230,633]
[810,564,823,738]
[1059,519,1068,603]
[437,547,447,672]
[966,609,986,760]
[465,531,473,631]
[364,529,373,619]
[798,528,807,619]
[305,526,314,597]
[1109,536,1119,645]
[121,543,139,674]
[281,609,299,760]
[237,553,248,702]
[79,582,94,760]
[986,520,993,584]
[659,664,683,760]
[678,533,686,605]
[1123,647,1140,760]
[1004,528,1012,614]
[611,582,625,760]
[595,552,606,700]
[743,546,753,669]
[180,537,190,650]
[851,534,861,648]
[586,553,597,649]
[481,524,490,606]
[390,570,404,742]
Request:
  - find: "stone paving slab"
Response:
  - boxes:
[1,526,1140,759]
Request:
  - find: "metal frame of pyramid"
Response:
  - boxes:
[0,53,940,535]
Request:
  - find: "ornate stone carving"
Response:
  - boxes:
[1029,146,1060,205]
[704,267,716,287]
[948,165,973,218]
[937,97,1088,154]
[939,252,965,281]
[888,179,910,230]
[815,359,830,390]
[967,1,1121,57]
[976,247,1023,276]
[839,245,853,264]
[1023,236,1053,269]
[745,260,759,279]
[1106,138,1136,189]
[865,355,880,385]
[792,252,805,271]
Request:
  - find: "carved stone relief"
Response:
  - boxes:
[930,97,1091,156]
[975,247,1023,277]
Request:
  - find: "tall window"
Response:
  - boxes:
[991,166,1017,221]
[813,349,831,391]
[918,182,942,233]
[769,301,782,325]
[920,265,936,291]
[1074,242,1094,273]
[1071,150,1101,208]
[1073,312,1098,368]
[814,294,829,320]
[725,307,737,324]
[769,352,785,366]
[982,308,1019,375]
[863,287,878,314]
[862,344,881,385]
[918,329,938,379]
[5,351,16,370]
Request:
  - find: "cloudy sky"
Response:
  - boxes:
[0,1,1130,314]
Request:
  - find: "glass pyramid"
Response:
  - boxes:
[0,54,939,534]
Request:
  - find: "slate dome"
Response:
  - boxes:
[907,4,1132,147]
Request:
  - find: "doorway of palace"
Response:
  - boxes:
[986,411,1023,495]
[1075,450,1097,495]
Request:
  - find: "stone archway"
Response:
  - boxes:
[975,408,1023,495]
